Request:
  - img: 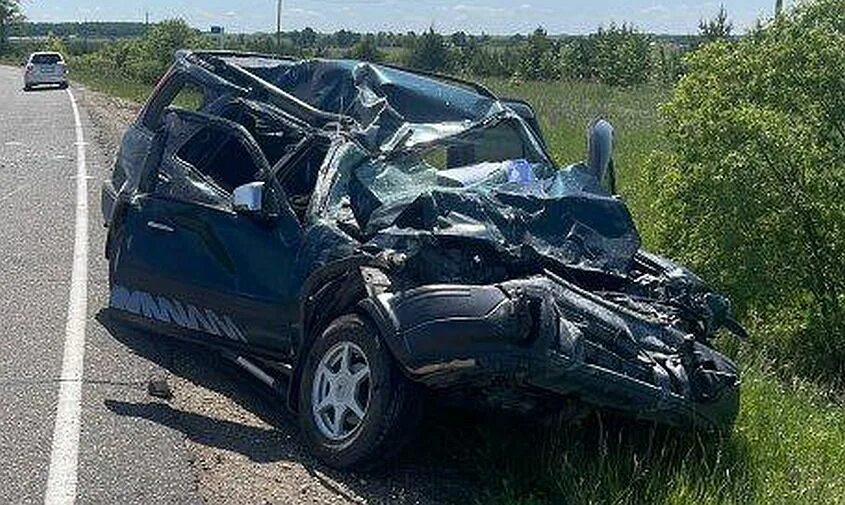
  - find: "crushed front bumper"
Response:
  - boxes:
[361,274,740,430]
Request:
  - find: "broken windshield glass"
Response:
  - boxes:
[314,116,641,276]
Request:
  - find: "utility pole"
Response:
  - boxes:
[276,0,283,54]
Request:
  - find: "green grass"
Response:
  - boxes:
[72,67,845,505]
[72,67,155,103]
[483,79,669,247]
[449,356,845,505]
[474,80,845,505]
[72,67,203,110]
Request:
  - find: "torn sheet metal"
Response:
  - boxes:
[103,51,742,433]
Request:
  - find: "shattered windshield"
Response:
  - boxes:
[321,115,551,224]
[316,114,642,275]
[364,115,552,198]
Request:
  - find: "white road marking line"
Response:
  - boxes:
[1,184,28,201]
[44,88,88,505]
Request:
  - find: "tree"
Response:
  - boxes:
[587,23,652,86]
[644,0,845,380]
[520,27,559,80]
[292,27,317,49]
[466,45,507,77]
[407,27,450,73]
[450,31,468,49]
[699,5,733,44]
[332,29,359,48]
[74,19,211,85]
[348,34,383,62]
[0,0,23,53]
[44,32,68,57]
[142,19,210,78]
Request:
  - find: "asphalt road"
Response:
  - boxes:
[0,65,201,504]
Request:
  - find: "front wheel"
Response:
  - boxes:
[298,314,422,469]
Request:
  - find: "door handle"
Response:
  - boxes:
[146,221,175,233]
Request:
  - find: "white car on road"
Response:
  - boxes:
[23,52,68,91]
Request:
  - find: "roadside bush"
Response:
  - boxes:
[405,27,452,73]
[346,34,383,62]
[43,33,68,58]
[644,0,845,381]
[559,24,652,86]
[590,24,652,86]
[74,19,211,85]
[519,28,560,80]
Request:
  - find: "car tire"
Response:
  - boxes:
[59,82,68,90]
[23,84,32,92]
[298,314,422,470]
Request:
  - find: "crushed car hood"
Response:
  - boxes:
[354,163,641,276]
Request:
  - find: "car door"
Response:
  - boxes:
[110,109,303,357]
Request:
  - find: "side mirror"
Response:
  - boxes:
[587,119,616,194]
[232,182,264,214]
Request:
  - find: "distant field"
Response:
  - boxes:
[70,68,845,505]
[72,68,155,104]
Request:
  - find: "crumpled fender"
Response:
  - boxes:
[358,284,533,376]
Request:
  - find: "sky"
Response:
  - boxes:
[20,0,798,35]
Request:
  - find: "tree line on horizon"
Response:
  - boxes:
[0,6,736,88]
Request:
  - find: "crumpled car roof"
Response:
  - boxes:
[213,55,504,150]
[311,143,641,278]
[218,56,498,123]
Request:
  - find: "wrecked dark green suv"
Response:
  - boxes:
[101,51,743,469]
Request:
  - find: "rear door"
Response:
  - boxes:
[110,110,303,356]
